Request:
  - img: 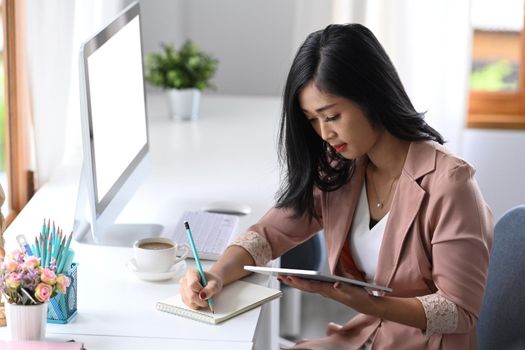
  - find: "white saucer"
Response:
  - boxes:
[127,258,187,282]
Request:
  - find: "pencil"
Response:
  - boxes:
[184,221,215,314]
[41,219,46,237]
[34,237,41,258]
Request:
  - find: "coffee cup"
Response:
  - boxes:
[133,237,189,273]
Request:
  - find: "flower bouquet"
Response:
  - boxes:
[0,250,71,340]
[0,250,70,305]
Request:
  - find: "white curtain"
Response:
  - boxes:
[24,0,125,186]
[334,0,472,154]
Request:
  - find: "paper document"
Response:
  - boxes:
[171,211,239,260]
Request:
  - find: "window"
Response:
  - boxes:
[468,0,525,129]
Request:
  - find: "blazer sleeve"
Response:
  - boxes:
[245,188,324,260]
[428,161,493,333]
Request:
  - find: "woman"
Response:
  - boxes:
[179,24,493,349]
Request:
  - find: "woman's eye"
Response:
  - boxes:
[325,114,339,122]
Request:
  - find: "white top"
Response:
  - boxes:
[350,184,389,284]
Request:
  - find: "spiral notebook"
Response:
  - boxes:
[156,280,282,325]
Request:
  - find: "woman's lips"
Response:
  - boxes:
[333,143,347,153]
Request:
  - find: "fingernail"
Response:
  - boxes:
[334,282,341,289]
[199,291,207,300]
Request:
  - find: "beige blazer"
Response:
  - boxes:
[249,141,493,349]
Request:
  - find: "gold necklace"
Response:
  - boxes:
[369,171,399,209]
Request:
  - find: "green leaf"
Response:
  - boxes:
[145,40,218,90]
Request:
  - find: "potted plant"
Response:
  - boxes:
[145,40,218,121]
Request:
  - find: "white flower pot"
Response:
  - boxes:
[5,302,48,340]
[166,88,201,121]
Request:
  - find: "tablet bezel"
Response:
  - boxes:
[244,266,392,293]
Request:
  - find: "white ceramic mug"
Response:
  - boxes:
[133,237,189,273]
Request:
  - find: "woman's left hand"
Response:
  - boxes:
[278,275,378,316]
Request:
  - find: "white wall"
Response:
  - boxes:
[138,0,333,96]
[137,0,187,57]
[184,0,296,96]
[462,130,525,221]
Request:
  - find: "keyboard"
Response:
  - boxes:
[171,211,240,260]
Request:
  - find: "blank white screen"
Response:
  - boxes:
[87,16,147,203]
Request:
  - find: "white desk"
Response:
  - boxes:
[2,95,282,350]
[44,335,253,350]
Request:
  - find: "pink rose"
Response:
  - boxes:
[4,260,19,273]
[40,268,57,285]
[35,283,52,302]
[23,256,41,269]
[55,274,71,294]
[5,273,21,289]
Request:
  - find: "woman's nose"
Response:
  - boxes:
[320,124,336,141]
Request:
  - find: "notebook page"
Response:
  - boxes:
[156,280,282,325]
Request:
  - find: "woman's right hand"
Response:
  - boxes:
[179,269,224,310]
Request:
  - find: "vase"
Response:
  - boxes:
[5,302,48,340]
[166,88,201,121]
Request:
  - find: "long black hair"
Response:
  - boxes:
[276,23,444,219]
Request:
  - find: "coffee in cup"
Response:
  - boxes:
[138,241,173,250]
[133,237,189,273]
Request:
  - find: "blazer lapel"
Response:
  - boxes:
[374,175,425,289]
[327,157,367,273]
[375,141,437,290]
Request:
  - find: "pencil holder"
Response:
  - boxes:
[47,263,78,324]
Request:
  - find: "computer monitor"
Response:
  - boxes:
[74,2,162,245]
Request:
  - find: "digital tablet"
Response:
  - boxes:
[244,266,392,293]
